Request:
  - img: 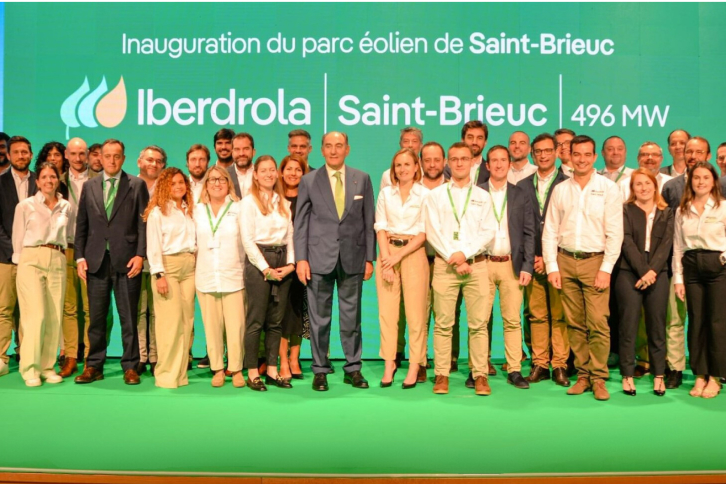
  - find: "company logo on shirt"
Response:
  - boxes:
[60,76,127,140]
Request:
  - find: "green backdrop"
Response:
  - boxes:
[4,2,725,358]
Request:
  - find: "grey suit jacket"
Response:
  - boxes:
[74,171,149,274]
[0,170,37,264]
[480,181,535,275]
[227,165,242,199]
[520,168,568,257]
[294,165,376,275]
[661,174,726,211]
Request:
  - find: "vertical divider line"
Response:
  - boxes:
[323,73,328,133]
[559,74,563,128]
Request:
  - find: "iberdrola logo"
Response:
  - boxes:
[60,76,127,140]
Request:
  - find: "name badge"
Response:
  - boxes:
[705,216,718,223]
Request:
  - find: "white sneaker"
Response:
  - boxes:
[41,372,64,384]
[25,378,42,387]
[0,361,8,377]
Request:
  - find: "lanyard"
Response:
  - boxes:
[67,179,78,205]
[447,182,473,240]
[614,165,627,183]
[533,173,556,213]
[205,201,233,236]
[492,190,508,226]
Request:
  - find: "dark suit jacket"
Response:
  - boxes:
[74,171,149,274]
[294,165,376,275]
[443,161,490,186]
[619,204,674,277]
[227,165,243,199]
[661,174,726,211]
[520,168,568,257]
[480,181,535,275]
[0,170,37,264]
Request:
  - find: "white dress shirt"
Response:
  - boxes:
[374,183,428,236]
[195,198,245,293]
[599,165,633,184]
[189,176,204,203]
[240,193,295,272]
[146,202,197,275]
[424,179,497,261]
[644,205,657,253]
[325,164,345,199]
[534,168,558,213]
[618,172,673,201]
[672,198,726,284]
[12,168,31,201]
[486,182,512,256]
[508,162,538,185]
[12,192,74,264]
[102,172,122,203]
[542,172,624,274]
[235,166,254,198]
[561,164,574,178]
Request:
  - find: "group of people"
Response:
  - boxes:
[0,123,724,401]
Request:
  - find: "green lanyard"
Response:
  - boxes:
[205,201,233,236]
[67,179,78,205]
[447,181,473,241]
[492,190,508,227]
[533,173,556,214]
[614,165,627,183]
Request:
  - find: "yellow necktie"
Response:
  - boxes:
[333,171,344,219]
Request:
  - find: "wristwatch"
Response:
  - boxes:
[720,253,726,266]
[155,272,165,279]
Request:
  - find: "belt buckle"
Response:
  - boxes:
[572,251,585,260]
[467,258,475,265]
[390,239,404,247]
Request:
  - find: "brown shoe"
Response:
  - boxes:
[433,375,449,394]
[59,357,78,378]
[74,366,104,384]
[211,370,225,387]
[487,359,497,376]
[566,377,591,395]
[416,365,427,383]
[123,369,140,385]
[501,362,508,372]
[232,371,246,388]
[592,379,610,401]
[633,365,650,378]
[450,358,458,373]
[475,376,492,396]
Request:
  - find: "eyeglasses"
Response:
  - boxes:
[638,153,662,158]
[533,148,554,156]
[207,177,228,185]
[449,157,472,163]
[685,149,707,156]
[556,141,571,147]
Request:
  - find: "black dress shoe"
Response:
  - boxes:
[552,367,571,387]
[344,370,369,388]
[265,375,293,389]
[246,377,268,391]
[150,362,157,376]
[507,371,530,389]
[665,370,682,389]
[136,362,147,375]
[329,361,336,374]
[465,372,475,389]
[291,373,304,380]
[526,365,551,383]
[197,355,210,369]
[312,373,329,391]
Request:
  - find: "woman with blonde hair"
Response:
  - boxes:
[194,165,247,388]
[673,162,726,398]
[144,167,196,388]
[616,168,673,396]
[278,154,310,380]
[241,155,295,391]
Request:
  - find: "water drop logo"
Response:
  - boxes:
[60,76,127,140]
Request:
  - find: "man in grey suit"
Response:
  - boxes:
[74,139,149,385]
[294,131,375,391]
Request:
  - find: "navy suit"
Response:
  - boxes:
[75,171,149,372]
[0,170,37,264]
[294,165,375,374]
[520,168,568,258]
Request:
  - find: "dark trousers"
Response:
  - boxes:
[683,250,726,377]
[243,246,291,370]
[307,258,363,375]
[608,267,621,355]
[615,269,668,376]
[86,252,142,372]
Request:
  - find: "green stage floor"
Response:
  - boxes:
[1,358,724,477]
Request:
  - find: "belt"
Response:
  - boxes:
[485,255,510,263]
[67,243,75,249]
[558,248,604,260]
[435,253,487,264]
[388,238,409,247]
[39,244,65,255]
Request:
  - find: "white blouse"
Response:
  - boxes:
[673,198,726,284]
[12,192,74,264]
[240,193,294,272]
[146,202,197,275]
[374,183,428,236]
[194,198,245,293]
